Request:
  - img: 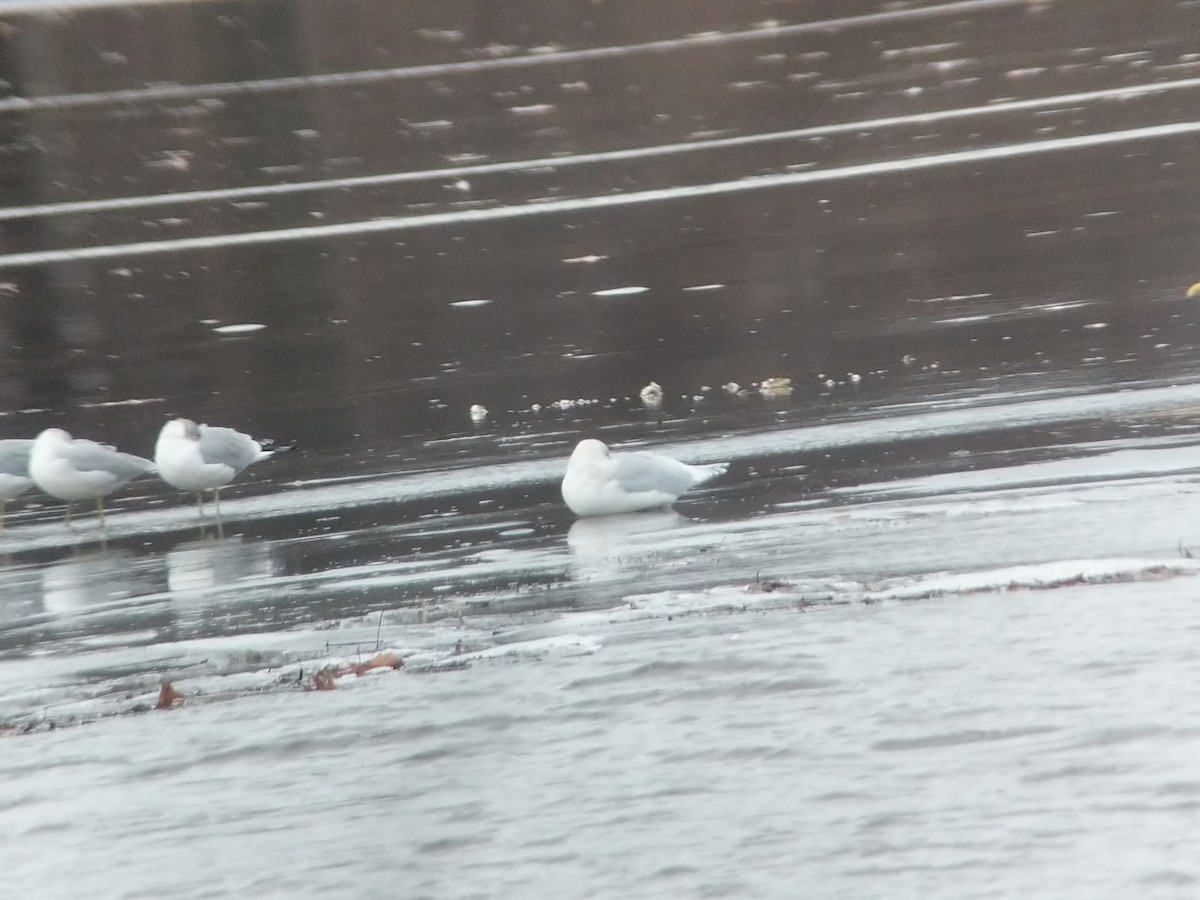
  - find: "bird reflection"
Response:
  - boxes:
[0,565,46,623]
[166,535,274,598]
[566,511,689,580]
[40,549,161,616]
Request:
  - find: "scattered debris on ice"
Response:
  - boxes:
[759,377,793,398]
[639,381,663,407]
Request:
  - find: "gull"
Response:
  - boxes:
[561,438,728,517]
[29,428,155,528]
[0,439,34,531]
[154,418,275,519]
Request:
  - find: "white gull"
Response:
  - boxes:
[561,438,728,517]
[155,418,275,518]
[0,438,34,530]
[29,428,155,528]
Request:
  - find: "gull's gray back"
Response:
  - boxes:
[0,439,33,476]
[612,452,695,495]
[198,426,260,472]
[63,440,154,482]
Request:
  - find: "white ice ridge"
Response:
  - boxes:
[868,558,1200,602]
[833,445,1200,499]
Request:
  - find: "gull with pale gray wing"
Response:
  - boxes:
[561,438,728,517]
[29,428,155,528]
[155,418,277,519]
[0,439,35,530]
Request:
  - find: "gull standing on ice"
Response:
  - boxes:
[29,428,155,528]
[0,439,35,530]
[155,418,275,519]
[561,438,728,517]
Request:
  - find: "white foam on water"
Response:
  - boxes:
[6,117,1200,268]
[211,323,266,334]
[0,0,1034,89]
[592,286,650,297]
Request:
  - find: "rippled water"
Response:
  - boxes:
[8,556,1200,898]
[5,0,1200,896]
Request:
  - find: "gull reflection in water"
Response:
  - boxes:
[166,536,275,599]
[0,566,48,623]
[40,550,163,617]
[566,511,690,580]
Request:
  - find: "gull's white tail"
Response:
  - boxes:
[691,462,729,485]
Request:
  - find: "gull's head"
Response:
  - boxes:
[160,418,201,442]
[569,438,611,469]
[33,428,71,449]
[1188,283,1200,298]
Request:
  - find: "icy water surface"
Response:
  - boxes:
[5,0,1200,896]
[7,536,1200,899]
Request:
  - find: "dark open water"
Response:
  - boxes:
[5,1,1200,897]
